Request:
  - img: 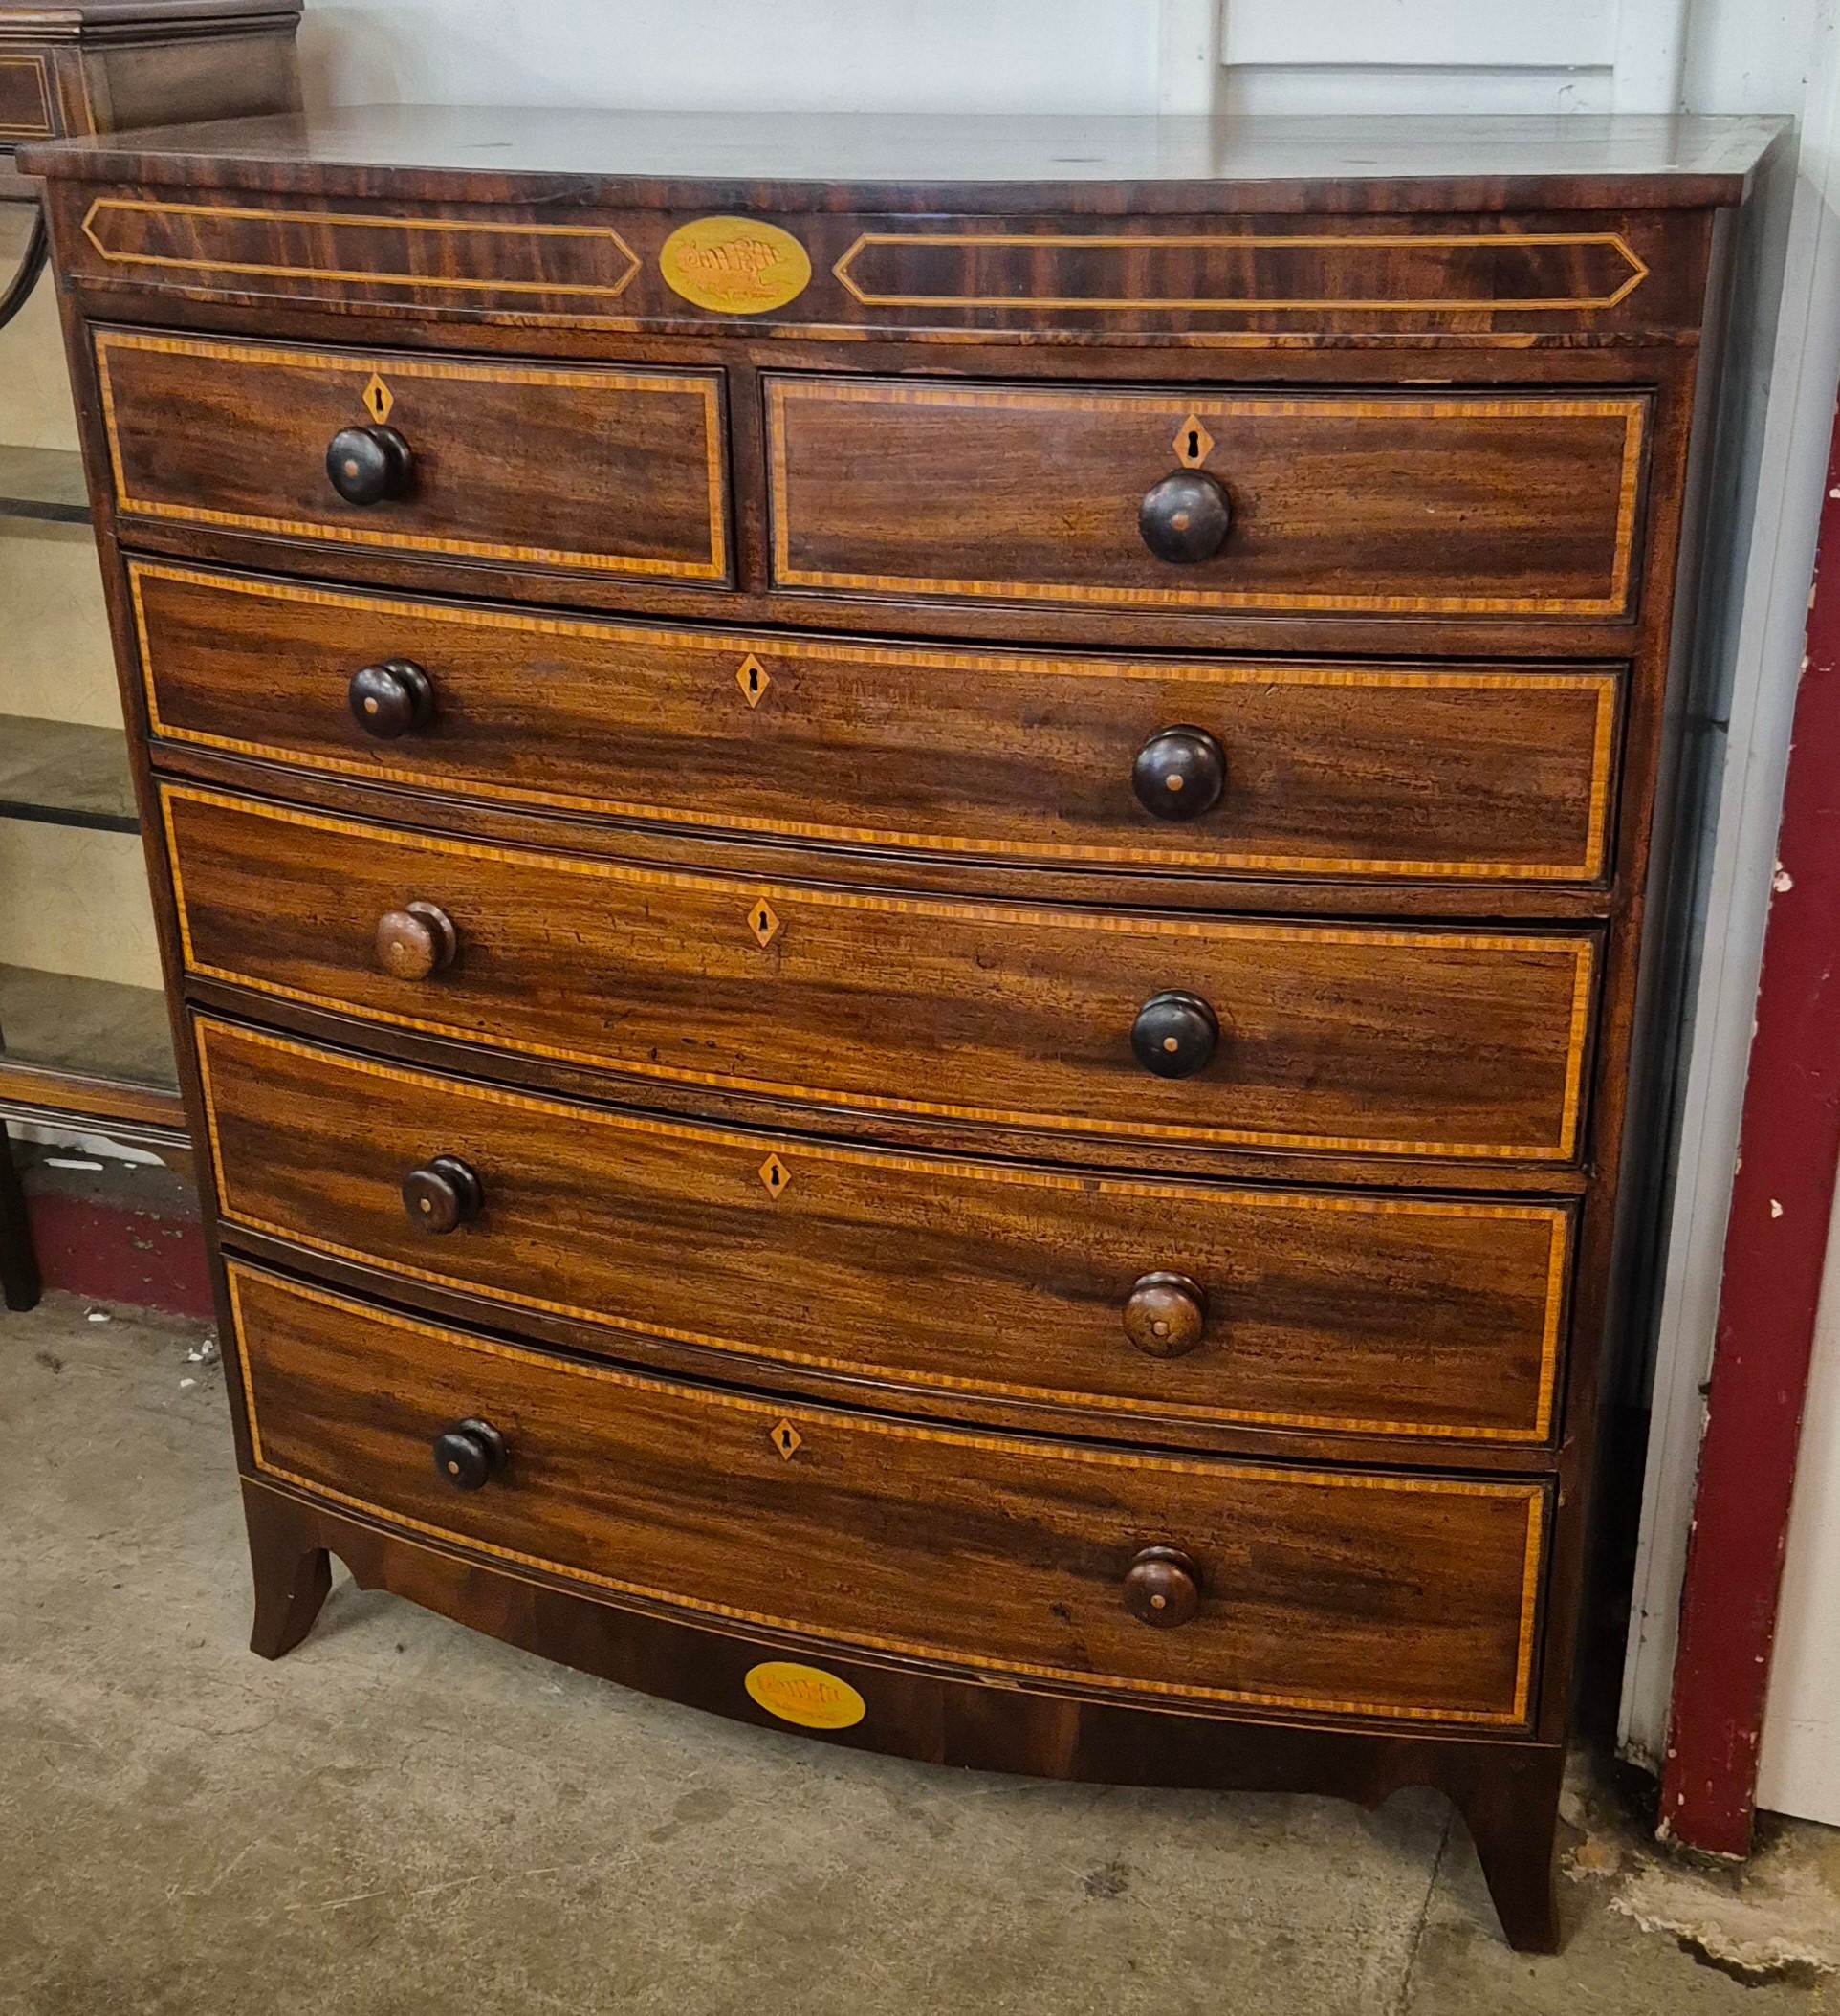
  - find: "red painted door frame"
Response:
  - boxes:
[1660,401,1840,1854]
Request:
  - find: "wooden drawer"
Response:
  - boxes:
[0,51,55,141]
[164,786,1597,1165]
[95,330,729,584]
[197,1017,1573,1443]
[227,1260,1548,1725]
[135,559,1621,886]
[766,376,1648,620]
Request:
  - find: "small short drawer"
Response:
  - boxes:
[0,51,56,141]
[164,785,1598,1166]
[95,329,729,584]
[197,1017,1574,1443]
[135,559,1622,886]
[766,375,1649,620]
[227,1260,1548,1726]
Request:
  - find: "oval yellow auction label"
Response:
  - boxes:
[659,216,812,315]
[744,1660,866,1730]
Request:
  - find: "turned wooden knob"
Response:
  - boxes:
[327,423,413,505]
[375,901,456,980]
[349,660,434,738]
[1133,727,1225,821]
[1131,991,1218,1079]
[402,1155,483,1235]
[1124,1545,1201,1628]
[1123,1273,1207,1358]
[1139,471,1231,565]
[432,1416,505,1491]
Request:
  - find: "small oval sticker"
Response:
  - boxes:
[745,1659,866,1730]
[659,216,813,316]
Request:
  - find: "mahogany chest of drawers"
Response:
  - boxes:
[23,105,1783,1950]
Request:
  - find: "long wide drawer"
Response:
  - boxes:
[227,1260,1548,1726]
[134,559,1622,885]
[197,1017,1573,1443]
[96,330,730,584]
[766,375,1649,620]
[164,786,1598,1164]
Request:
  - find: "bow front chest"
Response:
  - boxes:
[22,105,1783,1949]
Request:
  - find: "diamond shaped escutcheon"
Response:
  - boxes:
[736,654,771,708]
[748,896,781,948]
[770,1419,803,1460]
[1172,414,1214,468]
[362,372,394,425]
[758,1153,791,1198]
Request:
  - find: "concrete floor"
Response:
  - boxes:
[6,1291,1838,2015]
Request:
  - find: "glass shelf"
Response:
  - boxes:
[0,962,183,1133]
[0,715,138,831]
[0,198,182,1154]
[0,445,89,526]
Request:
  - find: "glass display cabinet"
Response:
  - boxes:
[0,0,301,1307]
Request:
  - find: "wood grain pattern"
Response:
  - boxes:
[227,1260,1548,1726]
[21,106,1770,1953]
[131,559,1623,884]
[95,329,730,581]
[768,377,1650,618]
[196,1016,1573,1442]
[83,196,641,299]
[240,1472,1571,1942]
[20,105,1779,212]
[64,194,1690,339]
[21,108,1769,349]
[829,228,1650,314]
[163,786,1599,1164]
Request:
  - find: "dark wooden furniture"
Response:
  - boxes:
[0,0,299,1307]
[23,106,1781,1943]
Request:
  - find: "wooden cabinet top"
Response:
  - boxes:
[20,105,1785,213]
[0,0,299,45]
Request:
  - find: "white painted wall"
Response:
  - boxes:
[298,0,1163,118]
[290,0,1838,1824]
[1216,0,1705,112]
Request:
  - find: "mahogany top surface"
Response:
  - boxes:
[18,104,1787,213]
[0,0,299,39]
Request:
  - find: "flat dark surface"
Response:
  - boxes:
[0,714,136,827]
[19,106,1787,211]
[0,446,90,526]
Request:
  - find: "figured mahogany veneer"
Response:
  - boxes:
[162,784,1597,1164]
[227,1260,1547,1726]
[25,104,1784,1954]
[766,377,1650,619]
[95,328,730,583]
[195,1016,1573,1444]
[132,559,1623,885]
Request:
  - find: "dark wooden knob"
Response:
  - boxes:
[402,1155,483,1235]
[1131,991,1218,1078]
[327,423,413,505]
[1133,727,1225,821]
[375,901,456,980]
[432,1416,505,1491]
[349,660,434,738]
[1139,470,1232,565]
[1124,1545,1201,1628]
[1123,1273,1207,1358]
